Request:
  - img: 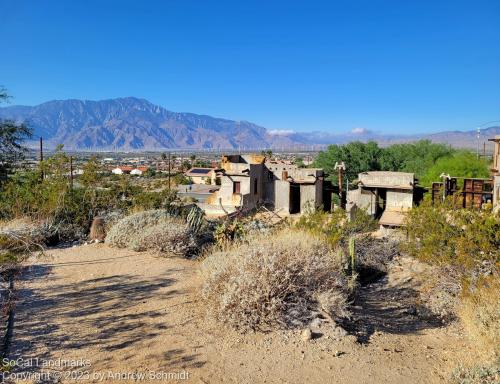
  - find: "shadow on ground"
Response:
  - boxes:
[341,275,444,344]
[10,259,205,372]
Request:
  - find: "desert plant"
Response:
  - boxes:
[450,362,499,384]
[201,229,350,331]
[213,219,245,246]
[89,217,106,242]
[414,265,462,322]
[106,210,199,257]
[186,205,205,233]
[459,276,499,359]
[295,208,377,248]
[0,221,49,269]
[404,196,499,275]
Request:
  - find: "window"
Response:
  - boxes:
[282,171,288,180]
[254,178,258,194]
[233,181,241,194]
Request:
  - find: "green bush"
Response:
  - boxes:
[295,208,377,247]
[419,152,490,187]
[404,196,499,273]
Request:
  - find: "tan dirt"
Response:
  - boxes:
[6,244,472,384]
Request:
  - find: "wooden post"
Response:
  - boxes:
[338,167,343,209]
[334,161,346,209]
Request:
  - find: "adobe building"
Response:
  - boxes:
[202,154,325,216]
[347,171,418,228]
[184,167,217,185]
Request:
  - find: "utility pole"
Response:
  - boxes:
[476,127,481,159]
[39,136,44,180]
[69,156,74,190]
[168,152,171,190]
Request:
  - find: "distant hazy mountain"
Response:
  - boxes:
[0,97,498,151]
[0,97,301,151]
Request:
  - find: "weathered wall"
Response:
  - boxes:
[493,175,500,213]
[359,172,414,189]
[386,189,413,210]
[300,184,317,212]
[274,180,290,212]
[347,188,376,215]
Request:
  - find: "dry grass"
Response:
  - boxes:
[201,229,349,332]
[0,219,49,268]
[459,276,499,359]
[106,210,197,257]
[418,266,462,321]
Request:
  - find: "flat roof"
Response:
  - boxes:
[379,209,407,226]
[186,168,214,175]
[359,171,415,190]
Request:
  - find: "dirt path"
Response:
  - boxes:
[6,244,471,383]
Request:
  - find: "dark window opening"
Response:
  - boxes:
[254,178,258,194]
[289,183,301,214]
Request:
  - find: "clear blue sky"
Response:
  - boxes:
[1,0,499,134]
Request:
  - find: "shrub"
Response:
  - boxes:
[106,210,198,257]
[450,362,500,384]
[459,276,499,359]
[131,189,178,211]
[406,197,499,364]
[404,197,499,274]
[201,229,349,331]
[418,266,462,321]
[296,208,377,247]
[0,220,49,268]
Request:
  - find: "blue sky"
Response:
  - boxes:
[1,0,499,134]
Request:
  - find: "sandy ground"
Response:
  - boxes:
[5,244,473,384]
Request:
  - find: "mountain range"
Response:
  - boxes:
[0,97,498,151]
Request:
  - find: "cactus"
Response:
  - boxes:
[187,205,205,233]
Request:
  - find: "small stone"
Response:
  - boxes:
[301,329,312,342]
[334,350,342,357]
[309,317,322,329]
[332,326,348,339]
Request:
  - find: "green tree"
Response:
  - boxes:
[0,88,33,184]
[80,156,101,188]
[419,151,490,187]
[314,141,381,185]
[379,140,454,178]
[181,160,191,171]
[294,157,305,168]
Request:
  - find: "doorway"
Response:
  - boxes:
[289,183,301,214]
[375,188,387,218]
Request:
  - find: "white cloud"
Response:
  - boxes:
[351,127,371,135]
[268,129,295,136]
